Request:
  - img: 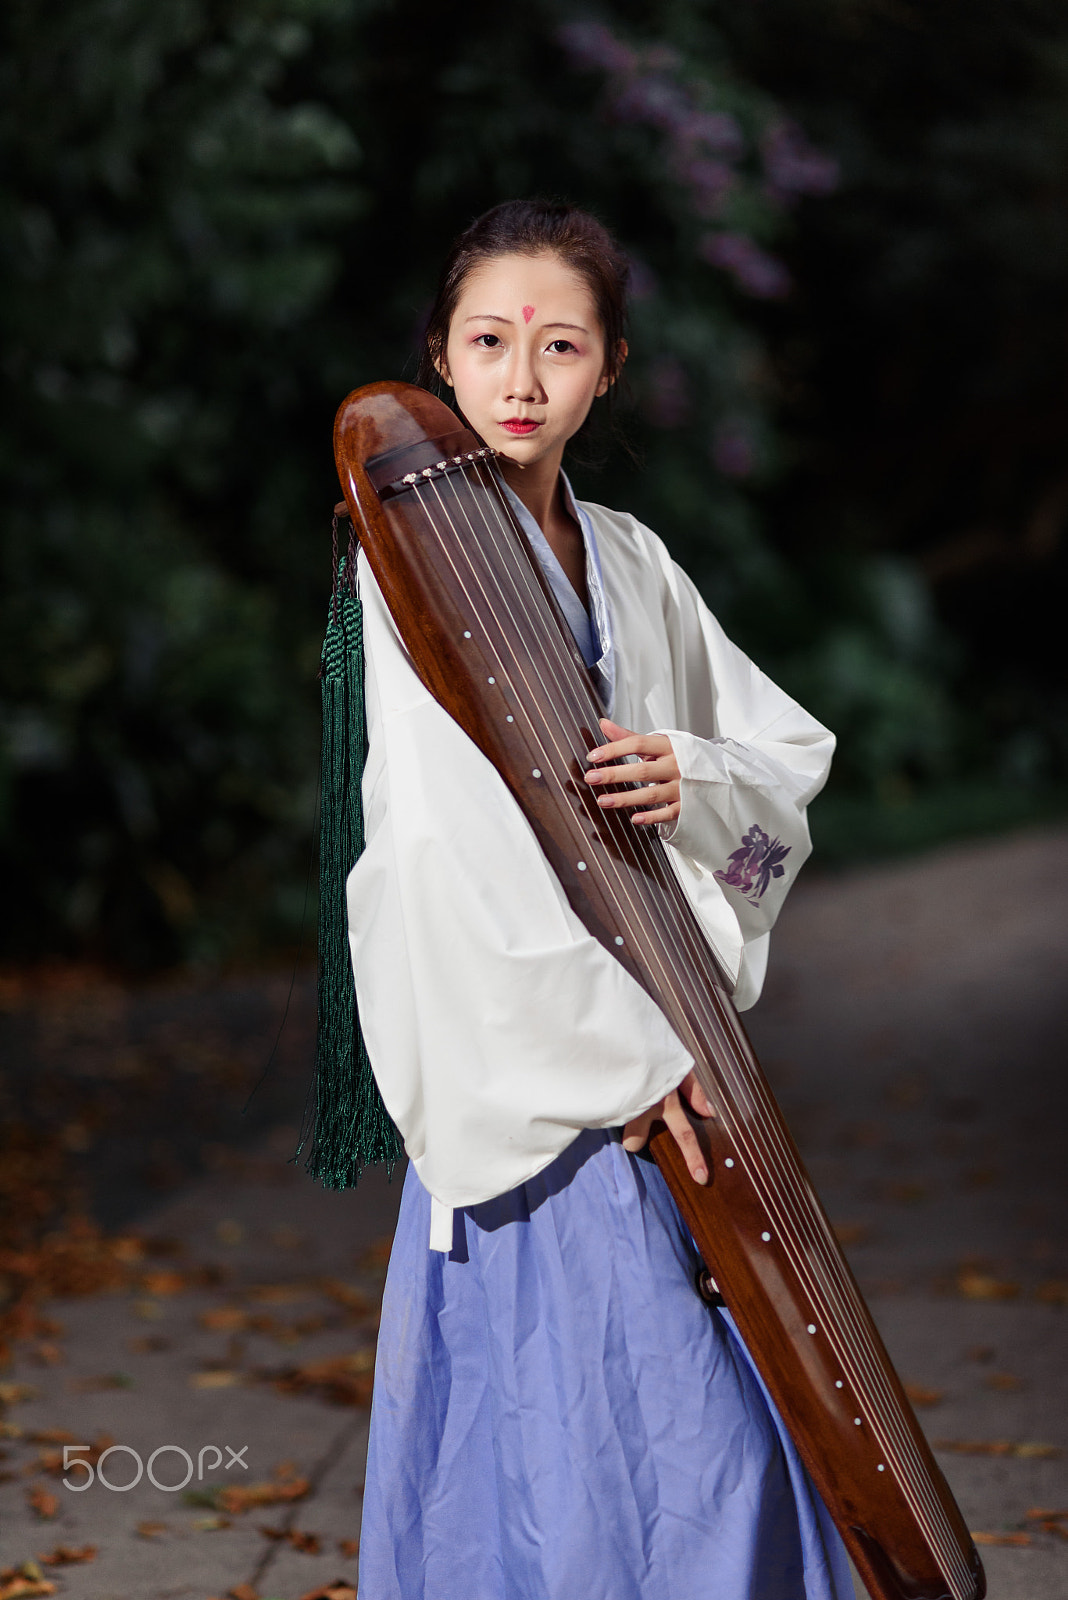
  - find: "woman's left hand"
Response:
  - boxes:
[584,718,681,826]
[621,1070,717,1184]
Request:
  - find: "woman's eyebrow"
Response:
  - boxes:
[462,314,590,334]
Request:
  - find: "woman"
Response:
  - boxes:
[347,200,853,1600]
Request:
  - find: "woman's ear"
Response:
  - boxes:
[433,349,453,389]
[595,337,628,398]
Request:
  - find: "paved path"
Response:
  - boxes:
[0,827,1065,1599]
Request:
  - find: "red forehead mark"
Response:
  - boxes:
[522,304,535,324]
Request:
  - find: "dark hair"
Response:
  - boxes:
[416,199,629,399]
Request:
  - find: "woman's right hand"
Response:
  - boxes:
[621,1070,716,1184]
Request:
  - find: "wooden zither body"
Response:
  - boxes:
[334,380,984,1600]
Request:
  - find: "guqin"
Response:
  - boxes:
[333,380,984,1600]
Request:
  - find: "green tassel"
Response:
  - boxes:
[297,519,403,1188]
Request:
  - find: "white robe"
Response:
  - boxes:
[346,499,834,1247]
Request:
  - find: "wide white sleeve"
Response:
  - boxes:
[652,552,834,1006]
[346,555,693,1226]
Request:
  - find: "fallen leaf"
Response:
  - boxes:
[110,1236,146,1263]
[266,1350,376,1408]
[227,1585,259,1600]
[190,1514,232,1531]
[971,1531,1031,1547]
[1023,1510,1068,1539]
[984,1372,1024,1392]
[0,1569,57,1599]
[199,1307,249,1332]
[245,1313,281,1335]
[26,1430,76,1445]
[904,1383,944,1408]
[35,1547,96,1567]
[0,1217,130,1302]
[27,1485,58,1519]
[34,1434,112,1478]
[183,1486,221,1509]
[297,1584,357,1600]
[0,1384,37,1406]
[31,1344,63,1368]
[337,1538,359,1558]
[218,1477,310,1514]
[966,1345,996,1363]
[320,1280,372,1315]
[1036,1279,1068,1306]
[138,1271,186,1296]
[190,1370,242,1389]
[289,1529,322,1555]
[935,1440,1062,1459]
[259,1525,322,1554]
[135,1520,169,1539]
[246,1283,309,1304]
[957,1269,1019,1301]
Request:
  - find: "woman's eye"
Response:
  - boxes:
[474,333,501,349]
[548,339,576,354]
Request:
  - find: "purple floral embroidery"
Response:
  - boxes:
[714,825,791,905]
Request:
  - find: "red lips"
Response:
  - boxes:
[500,418,541,435]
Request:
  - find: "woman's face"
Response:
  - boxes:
[439,251,615,472]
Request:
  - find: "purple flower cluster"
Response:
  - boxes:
[713,825,791,904]
[556,20,639,78]
[699,231,791,300]
[557,21,837,300]
[761,119,839,207]
[679,158,735,220]
[559,21,743,227]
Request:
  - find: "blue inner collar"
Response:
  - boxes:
[498,472,616,714]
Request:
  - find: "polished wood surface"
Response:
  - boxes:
[334,381,985,1600]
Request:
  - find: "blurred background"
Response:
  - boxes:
[1,7,1067,1591]
[3,0,1067,974]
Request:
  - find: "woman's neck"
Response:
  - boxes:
[499,449,589,607]
[497,449,565,537]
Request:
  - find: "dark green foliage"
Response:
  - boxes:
[716,0,1068,804]
[0,0,369,961]
[1,0,1065,963]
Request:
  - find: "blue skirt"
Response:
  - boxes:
[358,1129,854,1600]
